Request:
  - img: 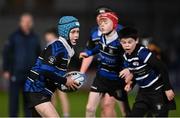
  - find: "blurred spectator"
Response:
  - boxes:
[141,37,178,90]
[44,28,70,117]
[2,13,41,117]
[141,37,161,59]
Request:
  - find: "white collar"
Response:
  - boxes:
[98,29,102,36]
[103,31,118,45]
[58,36,75,58]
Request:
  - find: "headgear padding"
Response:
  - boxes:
[58,16,80,40]
[97,12,118,29]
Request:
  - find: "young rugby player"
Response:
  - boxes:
[80,7,130,117]
[44,28,70,117]
[24,16,80,117]
[80,12,131,117]
[119,27,176,117]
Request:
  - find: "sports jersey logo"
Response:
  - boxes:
[156,104,163,110]
[102,44,106,50]
[109,48,113,54]
[132,61,139,66]
[48,56,56,64]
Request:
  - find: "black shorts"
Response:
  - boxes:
[25,92,51,108]
[90,74,127,101]
[130,87,176,116]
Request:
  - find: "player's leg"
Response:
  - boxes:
[129,102,148,117]
[112,87,131,116]
[155,108,169,117]
[146,111,153,117]
[117,98,131,116]
[32,108,41,117]
[151,88,170,117]
[86,92,102,117]
[51,91,57,106]
[23,91,32,117]
[57,90,70,117]
[128,90,148,117]
[100,93,116,117]
[35,101,59,117]
[25,92,59,117]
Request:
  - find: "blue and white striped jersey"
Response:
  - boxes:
[85,31,124,80]
[123,44,161,88]
[24,40,71,96]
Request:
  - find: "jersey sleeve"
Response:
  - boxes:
[86,38,99,50]
[147,53,172,90]
[39,44,67,85]
[85,42,101,56]
[86,26,100,50]
[139,47,152,63]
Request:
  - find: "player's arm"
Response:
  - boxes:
[80,37,98,73]
[80,56,94,73]
[79,44,100,58]
[147,53,175,101]
[147,53,172,90]
[41,70,78,90]
[119,55,134,83]
[39,46,78,89]
[120,53,136,91]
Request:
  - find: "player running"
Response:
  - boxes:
[80,7,129,117]
[24,16,80,117]
[119,27,176,117]
[80,11,131,117]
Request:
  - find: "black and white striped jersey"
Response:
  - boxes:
[123,44,168,89]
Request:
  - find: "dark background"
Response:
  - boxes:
[0,0,180,90]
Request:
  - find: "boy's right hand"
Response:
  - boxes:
[79,52,88,59]
[65,76,79,90]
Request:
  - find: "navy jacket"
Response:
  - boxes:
[2,28,41,75]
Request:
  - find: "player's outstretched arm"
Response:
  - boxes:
[80,56,94,73]
[79,52,89,58]
[119,68,133,83]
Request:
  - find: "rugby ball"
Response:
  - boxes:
[59,71,86,92]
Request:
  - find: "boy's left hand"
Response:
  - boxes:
[165,89,175,101]
[119,68,130,78]
[124,81,133,92]
[119,68,133,83]
[124,73,133,83]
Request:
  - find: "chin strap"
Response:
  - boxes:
[105,29,113,36]
[67,39,72,48]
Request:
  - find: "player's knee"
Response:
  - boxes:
[86,104,96,113]
[102,101,114,110]
[101,106,116,117]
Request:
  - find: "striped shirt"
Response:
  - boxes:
[123,44,160,88]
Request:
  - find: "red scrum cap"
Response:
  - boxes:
[97,12,119,29]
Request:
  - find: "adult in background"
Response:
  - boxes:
[2,13,41,117]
